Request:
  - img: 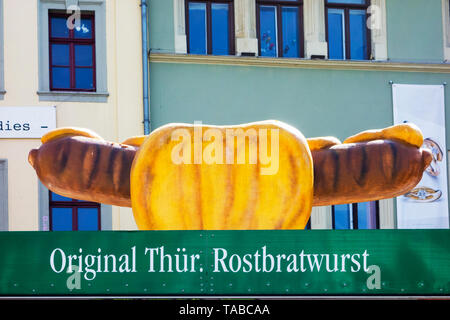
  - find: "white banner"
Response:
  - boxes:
[393,84,449,229]
[0,106,56,138]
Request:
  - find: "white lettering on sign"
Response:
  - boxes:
[49,246,376,285]
[0,106,56,138]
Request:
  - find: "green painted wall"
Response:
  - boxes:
[149,62,449,144]
[149,0,175,53]
[386,0,444,63]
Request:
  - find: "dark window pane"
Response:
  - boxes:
[328,8,345,59]
[334,204,351,229]
[75,68,94,89]
[327,0,366,4]
[357,202,377,229]
[75,45,93,66]
[50,17,69,38]
[211,3,229,55]
[189,2,207,54]
[51,192,72,202]
[74,18,93,39]
[78,208,99,231]
[349,10,367,60]
[52,208,73,231]
[51,44,70,66]
[281,7,299,57]
[52,67,71,89]
[305,219,311,230]
[260,6,277,57]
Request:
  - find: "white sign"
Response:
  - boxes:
[393,84,449,229]
[0,106,56,138]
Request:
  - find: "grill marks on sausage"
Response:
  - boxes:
[83,143,101,190]
[312,149,337,197]
[36,136,136,207]
[382,141,397,182]
[353,145,368,187]
[312,139,428,207]
[109,147,123,194]
[330,149,340,193]
[119,149,132,196]
[82,141,133,198]
[55,140,70,175]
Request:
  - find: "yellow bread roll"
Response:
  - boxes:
[307,137,342,151]
[343,123,424,148]
[130,121,314,230]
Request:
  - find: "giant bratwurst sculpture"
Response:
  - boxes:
[28,121,432,230]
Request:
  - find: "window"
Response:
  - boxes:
[38,0,108,102]
[49,12,96,91]
[332,201,379,229]
[49,191,101,231]
[305,218,311,230]
[325,0,371,60]
[257,0,303,58]
[185,0,235,55]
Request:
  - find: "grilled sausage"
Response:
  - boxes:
[311,139,432,206]
[29,135,136,207]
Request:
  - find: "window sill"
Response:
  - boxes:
[149,53,450,74]
[37,90,109,103]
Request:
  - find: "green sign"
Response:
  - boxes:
[0,230,448,296]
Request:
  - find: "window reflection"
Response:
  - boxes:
[257,0,303,58]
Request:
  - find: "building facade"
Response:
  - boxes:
[0,0,144,231]
[147,0,450,229]
[0,0,449,231]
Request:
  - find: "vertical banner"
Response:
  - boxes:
[393,84,449,229]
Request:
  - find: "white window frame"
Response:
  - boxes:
[174,0,188,54]
[310,206,333,229]
[369,0,387,61]
[304,0,328,59]
[37,0,108,102]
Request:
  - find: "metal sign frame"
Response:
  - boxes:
[0,229,448,297]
